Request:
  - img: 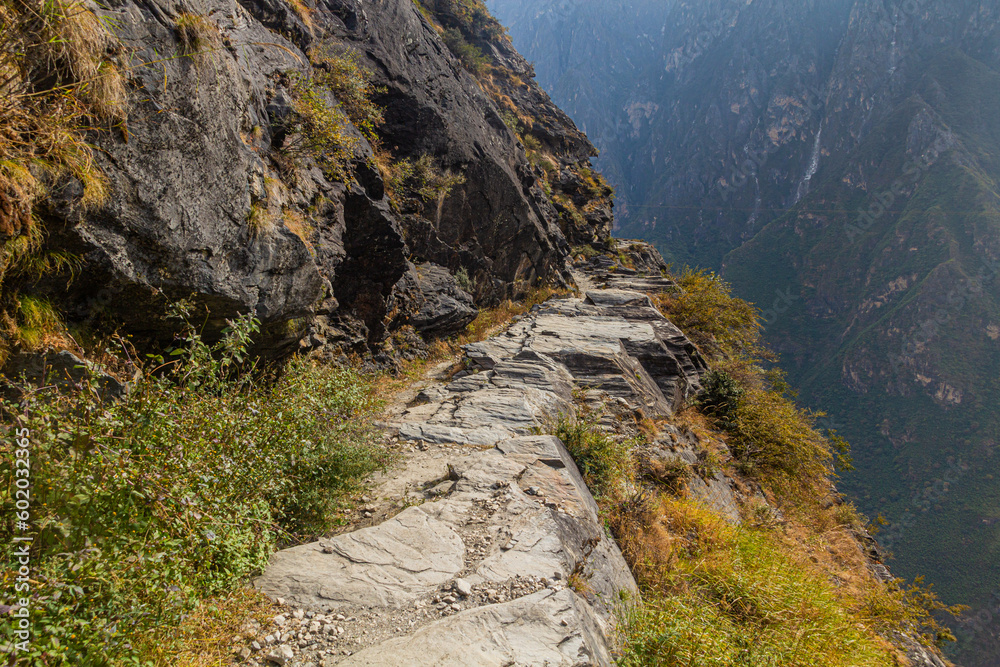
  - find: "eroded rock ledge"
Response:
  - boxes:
[253,260,709,665]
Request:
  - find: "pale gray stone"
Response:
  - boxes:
[255,507,465,610]
[335,590,612,667]
[266,644,294,665]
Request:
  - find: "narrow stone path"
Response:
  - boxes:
[251,244,708,666]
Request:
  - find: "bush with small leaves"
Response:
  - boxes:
[0,304,388,664]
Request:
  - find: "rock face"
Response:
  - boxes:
[254,247,712,665]
[21,0,609,363]
[409,263,478,338]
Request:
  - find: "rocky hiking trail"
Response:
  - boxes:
[245,246,721,666]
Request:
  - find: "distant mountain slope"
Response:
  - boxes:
[490,1,1000,664]
[487,0,856,266]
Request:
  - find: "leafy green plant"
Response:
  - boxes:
[454,267,473,292]
[382,153,465,205]
[284,75,360,182]
[554,414,634,500]
[0,306,388,664]
[308,42,385,143]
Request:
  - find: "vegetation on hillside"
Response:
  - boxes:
[282,41,386,182]
[411,0,615,242]
[551,257,961,666]
[720,49,1000,638]
[0,0,127,363]
[0,309,388,665]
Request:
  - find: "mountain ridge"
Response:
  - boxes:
[489,1,1000,664]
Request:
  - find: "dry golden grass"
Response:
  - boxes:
[138,587,275,667]
[175,12,221,57]
[282,207,314,252]
[1,0,126,356]
[287,0,315,28]
[246,201,273,237]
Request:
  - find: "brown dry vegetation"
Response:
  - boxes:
[574,264,967,665]
[0,0,127,359]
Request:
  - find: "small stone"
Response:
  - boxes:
[292,609,305,620]
[450,604,461,611]
[250,640,262,652]
[264,634,276,645]
[443,595,456,604]
[335,614,346,621]
[273,615,287,627]
[453,578,473,597]
[276,597,286,606]
[236,646,252,660]
[265,644,294,665]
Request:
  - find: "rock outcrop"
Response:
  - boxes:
[13,0,610,367]
[409,263,478,339]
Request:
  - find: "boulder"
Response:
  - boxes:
[410,263,478,338]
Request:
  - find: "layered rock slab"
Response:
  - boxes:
[256,282,707,665]
[255,507,465,609]
[332,589,611,667]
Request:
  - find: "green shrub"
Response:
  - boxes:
[696,368,833,492]
[441,27,490,73]
[694,369,744,430]
[0,308,387,665]
[309,43,385,143]
[284,74,360,182]
[280,42,386,182]
[383,154,465,204]
[554,415,634,500]
[657,268,770,362]
[454,267,473,292]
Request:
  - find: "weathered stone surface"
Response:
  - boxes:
[332,589,611,667]
[22,0,613,365]
[410,263,478,338]
[460,288,705,418]
[254,259,712,664]
[254,507,465,610]
[2,349,132,400]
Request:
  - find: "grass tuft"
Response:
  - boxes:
[175,12,220,58]
[0,0,126,359]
